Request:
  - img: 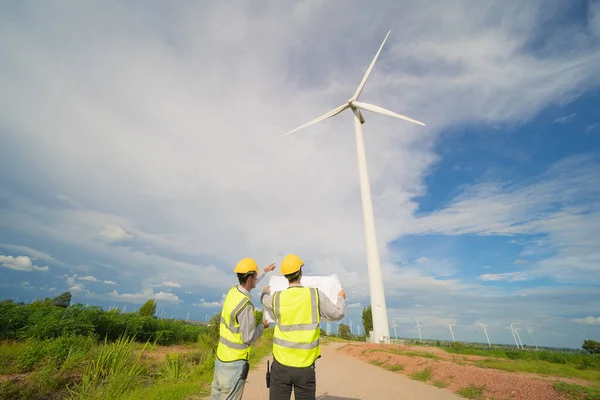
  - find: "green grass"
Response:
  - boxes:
[385,364,405,372]
[476,358,600,383]
[456,384,486,399]
[433,380,447,388]
[409,367,432,382]
[0,341,29,374]
[552,382,600,400]
[369,360,385,366]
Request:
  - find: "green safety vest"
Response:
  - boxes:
[272,286,321,368]
[216,286,253,362]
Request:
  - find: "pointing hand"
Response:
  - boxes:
[264,263,276,272]
[263,320,270,328]
[338,290,346,299]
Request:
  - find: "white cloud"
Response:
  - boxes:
[193,294,226,308]
[69,283,87,292]
[478,272,529,282]
[405,155,600,284]
[77,275,98,282]
[103,280,118,285]
[573,316,600,325]
[346,302,362,308]
[553,113,575,123]
[107,287,182,304]
[21,281,30,286]
[154,291,182,303]
[0,244,58,263]
[0,255,49,272]
[155,281,181,288]
[184,290,192,294]
[98,225,133,242]
[514,259,529,264]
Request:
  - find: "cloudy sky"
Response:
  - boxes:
[1,1,599,349]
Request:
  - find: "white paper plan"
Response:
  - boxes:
[262,274,343,323]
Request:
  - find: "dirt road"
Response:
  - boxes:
[241,342,462,400]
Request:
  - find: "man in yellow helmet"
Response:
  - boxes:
[209,258,276,400]
[260,253,346,400]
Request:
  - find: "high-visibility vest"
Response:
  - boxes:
[216,286,253,362]
[272,286,321,368]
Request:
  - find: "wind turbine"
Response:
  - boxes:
[348,318,355,336]
[277,30,426,344]
[415,320,423,343]
[448,324,456,343]
[506,324,521,349]
[478,323,492,348]
[391,321,398,339]
[524,324,538,350]
[512,322,525,348]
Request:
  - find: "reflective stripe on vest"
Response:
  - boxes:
[216,286,252,362]
[272,286,320,368]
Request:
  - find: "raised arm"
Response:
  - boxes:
[318,289,346,321]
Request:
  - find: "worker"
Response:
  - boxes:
[261,253,346,400]
[209,258,276,400]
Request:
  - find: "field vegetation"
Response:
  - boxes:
[0,294,275,399]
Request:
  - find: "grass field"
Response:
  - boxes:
[0,299,276,399]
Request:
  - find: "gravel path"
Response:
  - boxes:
[241,342,462,400]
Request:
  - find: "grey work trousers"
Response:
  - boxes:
[210,358,247,400]
[269,357,316,400]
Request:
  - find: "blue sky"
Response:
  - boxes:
[1,1,599,349]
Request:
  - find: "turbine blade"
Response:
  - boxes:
[275,104,349,139]
[351,30,391,101]
[352,101,426,126]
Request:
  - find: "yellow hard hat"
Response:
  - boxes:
[234,258,259,274]
[280,254,304,275]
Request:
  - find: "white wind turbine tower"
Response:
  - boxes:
[524,324,538,350]
[348,318,355,336]
[277,30,426,344]
[512,322,525,348]
[391,321,398,339]
[478,323,492,348]
[506,324,521,349]
[415,320,423,343]
[448,324,456,343]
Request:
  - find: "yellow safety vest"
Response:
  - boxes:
[272,286,321,368]
[216,286,253,362]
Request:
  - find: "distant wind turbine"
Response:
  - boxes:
[448,324,456,343]
[415,320,423,343]
[478,323,492,348]
[512,322,525,348]
[277,30,426,344]
[391,321,398,339]
[524,324,539,350]
[506,324,521,349]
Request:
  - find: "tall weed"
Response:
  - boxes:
[67,335,149,399]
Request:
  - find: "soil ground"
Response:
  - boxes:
[241,341,462,399]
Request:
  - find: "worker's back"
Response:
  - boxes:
[272,286,321,368]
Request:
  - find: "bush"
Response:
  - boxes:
[451,342,464,351]
[0,300,207,346]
